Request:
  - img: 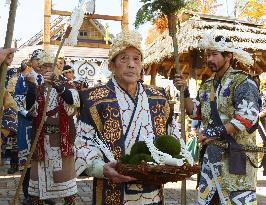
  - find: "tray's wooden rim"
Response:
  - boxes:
[116,162,200,184]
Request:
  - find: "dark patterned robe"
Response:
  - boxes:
[75,78,191,205]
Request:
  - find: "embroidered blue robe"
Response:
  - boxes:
[14,74,32,168]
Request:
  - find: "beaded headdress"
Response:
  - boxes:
[199,27,253,66]
[39,50,55,65]
[31,49,45,60]
[108,30,144,62]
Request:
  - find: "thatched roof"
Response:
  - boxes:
[144,12,266,66]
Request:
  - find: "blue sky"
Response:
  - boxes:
[0,0,233,47]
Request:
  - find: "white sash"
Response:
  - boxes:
[113,78,155,155]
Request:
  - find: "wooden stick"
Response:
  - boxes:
[0,0,18,166]
[11,26,72,205]
[167,13,187,205]
[259,120,266,138]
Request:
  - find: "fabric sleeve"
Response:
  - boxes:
[74,120,105,178]
[53,82,74,105]
[60,89,74,105]
[64,89,80,116]
[14,76,28,116]
[25,81,37,110]
[189,92,202,120]
[230,78,260,131]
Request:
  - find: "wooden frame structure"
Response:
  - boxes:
[43,0,128,50]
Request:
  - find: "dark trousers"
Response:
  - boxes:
[209,191,220,205]
[22,168,31,198]
[10,149,18,165]
[30,195,76,205]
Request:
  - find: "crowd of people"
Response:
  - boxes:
[0,28,264,205]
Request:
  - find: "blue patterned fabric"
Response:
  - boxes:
[196,68,259,203]
[5,67,17,87]
[1,107,18,133]
[37,74,42,86]
[14,74,32,168]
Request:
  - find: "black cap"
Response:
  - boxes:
[62,65,74,74]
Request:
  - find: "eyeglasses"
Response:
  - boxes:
[118,54,142,64]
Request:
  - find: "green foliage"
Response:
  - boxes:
[128,153,154,165]
[154,135,181,156]
[182,0,198,12]
[120,154,131,164]
[130,141,151,156]
[120,136,182,165]
[173,154,183,159]
[173,154,188,163]
[134,0,186,28]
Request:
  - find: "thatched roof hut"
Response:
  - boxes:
[144,12,266,85]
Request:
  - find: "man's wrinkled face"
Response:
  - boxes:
[39,63,52,75]
[31,58,42,72]
[206,50,227,72]
[110,46,142,86]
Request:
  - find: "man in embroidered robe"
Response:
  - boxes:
[175,32,260,204]
[75,30,193,205]
[14,60,33,169]
[14,52,47,205]
[25,50,80,205]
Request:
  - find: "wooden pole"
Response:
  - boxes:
[121,0,128,31]
[0,0,18,165]
[167,13,186,205]
[44,0,51,51]
[150,64,158,86]
[51,9,123,21]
